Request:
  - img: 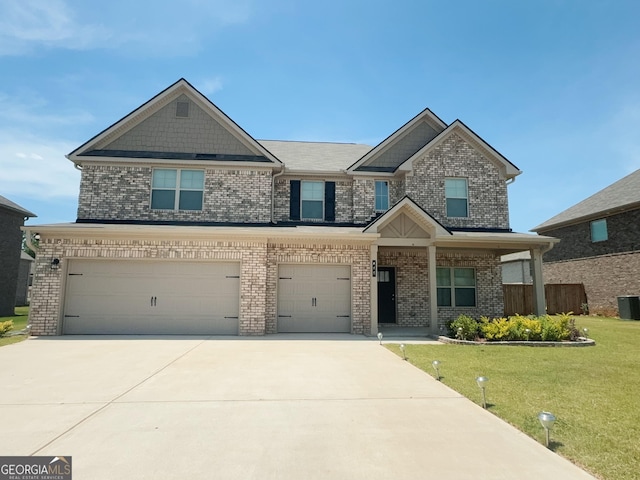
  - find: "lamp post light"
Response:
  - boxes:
[377,332,383,345]
[476,376,489,408]
[432,360,441,380]
[399,343,406,360]
[538,411,556,448]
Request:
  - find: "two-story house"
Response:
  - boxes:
[533,168,640,315]
[26,79,556,336]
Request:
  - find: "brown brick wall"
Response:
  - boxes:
[543,251,640,313]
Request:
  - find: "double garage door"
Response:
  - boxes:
[63,260,240,335]
[62,261,352,335]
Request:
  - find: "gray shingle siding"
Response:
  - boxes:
[362,121,439,170]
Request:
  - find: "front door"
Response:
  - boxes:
[377,266,396,323]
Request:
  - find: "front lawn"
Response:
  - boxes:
[387,316,640,480]
[0,306,29,347]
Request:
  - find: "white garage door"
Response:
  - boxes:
[63,260,240,335]
[277,264,351,333]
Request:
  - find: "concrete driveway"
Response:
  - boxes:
[0,335,594,479]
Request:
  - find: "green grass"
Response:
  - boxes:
[388,316,640,480]
[0,306,29,347]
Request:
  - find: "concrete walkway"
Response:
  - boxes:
[0,335,595,479]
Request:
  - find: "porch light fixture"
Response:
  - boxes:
[537,411,556,448]
[51,258,60,270]
[399,343,406,360]
[377,332,383,345]
[476,376,489,408]
[432,360,441,380]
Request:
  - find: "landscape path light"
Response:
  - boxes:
[476,376,489,408]
[377,332,383,345]
[432,360,441,380]
[399,343,406,360]
[583,328,589,339]
[538,411,556,448]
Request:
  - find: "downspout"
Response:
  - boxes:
[271,165,286,224]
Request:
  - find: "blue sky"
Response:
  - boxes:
[1,0,639,233]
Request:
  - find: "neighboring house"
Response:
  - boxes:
[533,169,640,314]
[25,78,556,336]
[0,195,36,316]
[501,251,532,284]
[15,251,35,306]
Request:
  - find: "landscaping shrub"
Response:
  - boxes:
[0,320,14,337]
[449,313,582,342]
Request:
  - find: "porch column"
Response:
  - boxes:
[428,244,438,335]
[530,247,546,316]
[370,244,379,335]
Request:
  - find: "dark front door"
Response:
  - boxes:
[377,267,396,323]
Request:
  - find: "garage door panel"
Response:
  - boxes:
[63,260,240,335]
[277,265,351,333]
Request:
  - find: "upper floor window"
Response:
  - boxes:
[445,178,468,217]
[301,181,324,220]
[436,267,476,307]
[590,218,608,242]
[375,180,389,211]
[151,169,204,211]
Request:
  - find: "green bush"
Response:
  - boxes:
[448,315,479,341]
[0,320,14,337]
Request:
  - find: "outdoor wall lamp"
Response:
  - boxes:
[399,343,406,360]
[476,376,489,408]
[538,411,556,448]
[51,258,60,270]
[432,360,441,380]
[377,332,383,345]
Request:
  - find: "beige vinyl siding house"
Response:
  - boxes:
[25,78,556,336]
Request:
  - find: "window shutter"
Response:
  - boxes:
[290,180,301,220]
[325,181,335,221]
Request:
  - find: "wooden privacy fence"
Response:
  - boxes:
[503,283,587,316]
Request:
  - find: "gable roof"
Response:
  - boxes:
[0,195,36,217]
[364,196,452,237]
[533,168,640,232]
[347,108,447,172]
[68,78,282,167]
[396,120,521,179]
[258,140,372,172]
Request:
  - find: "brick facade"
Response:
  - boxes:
[406,134,510,230]
[541,208,640,262]
[543,251,640,314]
[29,235,372,336]
[78,165,272,223]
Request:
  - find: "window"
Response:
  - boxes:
[151,169,204,210]
[301,181,324,220]
[590,219,608,242]
[436,267,476,307]
[445,178,468,217]
[375,180,389,211]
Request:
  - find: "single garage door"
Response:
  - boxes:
[63,260,240,335]
[277,264,351,333]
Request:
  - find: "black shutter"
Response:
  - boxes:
[290,180,301,220]
[325,181,335,222]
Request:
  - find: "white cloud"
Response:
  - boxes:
[198,76,224,96]
[0,0,254,56]
[0,131,80,200]
[0,0,112,55]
